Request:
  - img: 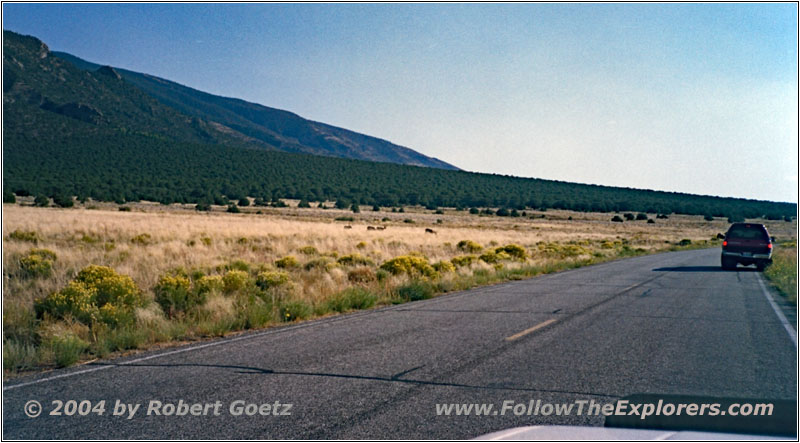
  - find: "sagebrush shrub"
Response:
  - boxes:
[130,233,152,245]
[297,246,319,255]
[457,240,483,253]
[347,267,376,283]
[304,257,336,271]
[495,244,528,260]
[8,230,39,243]
[337,253,373,267]
[195,275,224,294]
[275,256,300,269]
[380,255,438,278]
[19,249,57,278]
[432,260,456,273]
[256,271,290,289]
[154,273,204,318]
[479,250,504,264]
[226,259,251,272]
[36,265,144,327]
[223,270,250,293]
[451,255,478,267]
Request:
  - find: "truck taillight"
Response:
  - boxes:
[768,243,772,249]
[723,241,727,247]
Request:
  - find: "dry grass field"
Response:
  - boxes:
[3,202,796,375]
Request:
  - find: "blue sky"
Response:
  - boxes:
[3,3,797,203]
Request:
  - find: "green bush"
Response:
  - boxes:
[279,300,312,322]
[611,215,624,222]
[3,191,16,203]
[8,229,39,243]
[222,270,250,293]
[326,288,377,312]
[380,255,437,278]
[3,339,37,372]
[297,245,319,255]
[678,239,692,246]
[47,335,89,368]
[225,259,250,272]
[304,257,336,271]
[53,194,74,208]
[34,195,49,207]
[394,281,434,302]
[457,240,483,253]
[451,255,478,267]
[376,269,389,282]
[227,204,241,213]
[337,253,373,267]
[256,271,290,289]
[130,233,152,245]
[36,265,144,327]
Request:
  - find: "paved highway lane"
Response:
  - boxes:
[3,249,796,439]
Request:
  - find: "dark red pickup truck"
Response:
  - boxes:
[721,223,773,271]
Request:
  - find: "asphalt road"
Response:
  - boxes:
[3,248,797,439]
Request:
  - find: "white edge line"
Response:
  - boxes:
[757,274,797,348]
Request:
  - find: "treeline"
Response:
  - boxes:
[3,129,795,220]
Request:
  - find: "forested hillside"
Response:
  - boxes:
[3,31,795,219]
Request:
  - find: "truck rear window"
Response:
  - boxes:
[727,226,768,240]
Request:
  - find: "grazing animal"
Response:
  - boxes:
[425,228,437,234]
[344,225,352,229]
[367,226,377,231]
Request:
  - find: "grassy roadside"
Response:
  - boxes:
[2,239,709,377]
[764,241,798,305]
[7,203,792,377]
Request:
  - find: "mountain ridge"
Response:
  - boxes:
[51,48,458,170]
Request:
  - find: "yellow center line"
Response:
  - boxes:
[505,318,558,341]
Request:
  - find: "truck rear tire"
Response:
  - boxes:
[721,257,736,270]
